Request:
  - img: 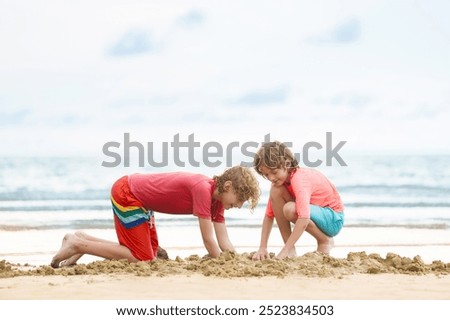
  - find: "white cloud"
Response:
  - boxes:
[108,29,156,56]
[308,17,361,44]
[1,0,450,156]
[231,87,289,106]
[176,9,205,28]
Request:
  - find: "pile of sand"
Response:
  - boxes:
[1,251,449,279]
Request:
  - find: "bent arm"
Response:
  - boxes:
[259,215,273,250]
[213,222,235,252]
[252,215,274,260]
[277,218,309,259]
[198,217,221,257]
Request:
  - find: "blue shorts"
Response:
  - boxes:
[309,205,344,237]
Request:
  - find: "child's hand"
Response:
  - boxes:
[252,248,270,261]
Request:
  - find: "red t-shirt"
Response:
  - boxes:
[265,168,344,219]
[128,172,224,223]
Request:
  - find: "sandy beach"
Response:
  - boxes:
[0,224,449,303]
[1,250,449,300]
[1,273,449,300]
[1,225,450,302]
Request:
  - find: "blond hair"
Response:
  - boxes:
[214,166,260,210]
[253,141,299,176]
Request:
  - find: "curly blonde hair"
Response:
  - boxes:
[253,141,299,176]
[214,166,260,211]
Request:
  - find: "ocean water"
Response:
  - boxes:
[0,154,449,231]
[1,154,449,265]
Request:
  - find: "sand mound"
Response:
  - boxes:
[1,251,449,279]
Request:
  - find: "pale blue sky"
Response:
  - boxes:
[1,0,449,158]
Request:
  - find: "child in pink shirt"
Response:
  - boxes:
[51,166,260,267]
[252,141,344,260]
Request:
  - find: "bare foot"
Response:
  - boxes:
[59,231,88,267]
[287,247,297,258]
[50,233,80,268]
[316,237,334,255]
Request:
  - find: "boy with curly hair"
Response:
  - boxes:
[51,166,260,267]
[252,141,344,260]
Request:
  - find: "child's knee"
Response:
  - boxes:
[283,202,296,221]
[269,185,284,199]
[270,185,292,202]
